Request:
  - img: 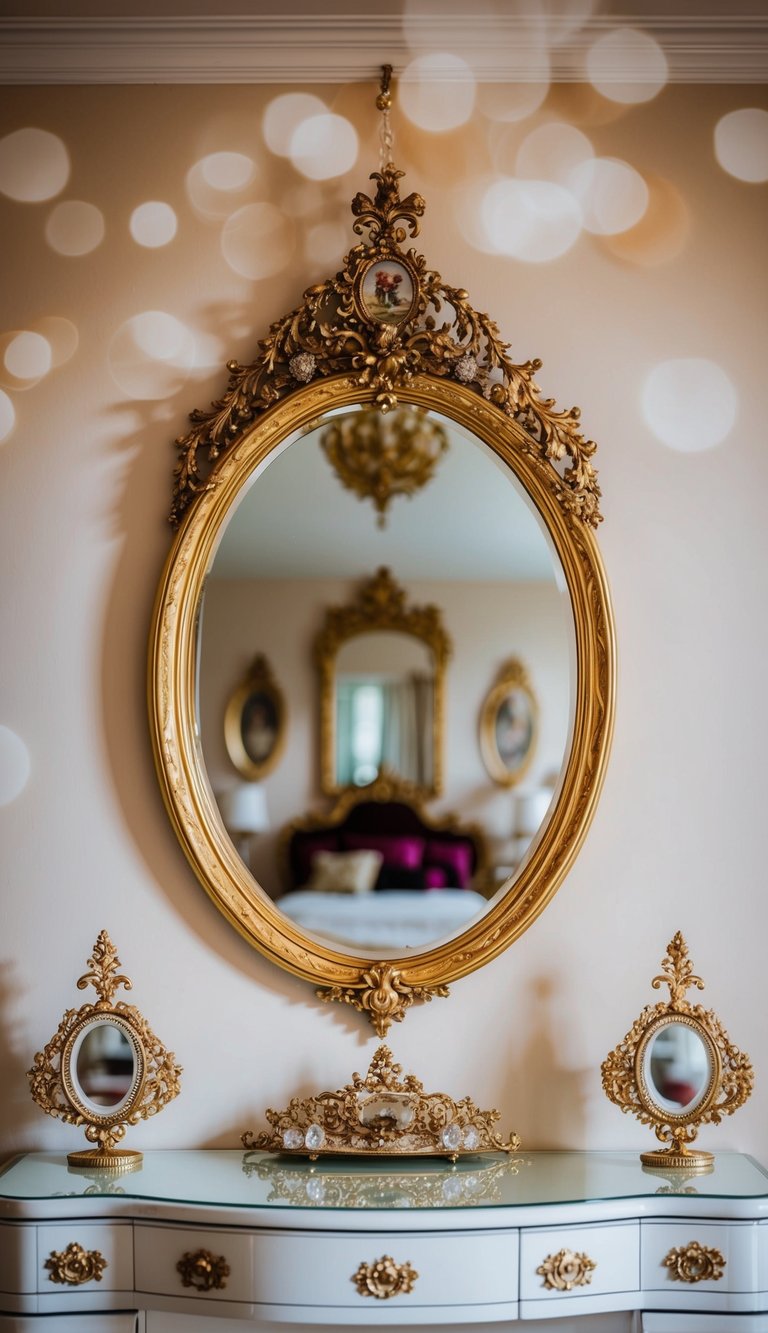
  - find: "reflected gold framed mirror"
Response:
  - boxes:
[149,71,615,1035]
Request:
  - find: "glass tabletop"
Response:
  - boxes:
[1,1150,767,1211]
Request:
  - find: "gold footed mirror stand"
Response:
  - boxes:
[602,932,753,1171]
[28,931,182,1170]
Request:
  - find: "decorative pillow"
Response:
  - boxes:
[423,838,474,888]
[423,865,449,890]
[305,849,383,895]
[344,833,425,870]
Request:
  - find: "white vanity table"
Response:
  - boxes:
[2,1150,768,1332]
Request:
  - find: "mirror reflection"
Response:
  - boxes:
[75,1023,136,1109]
[647,1023,712,1113]
[197,405,574,954]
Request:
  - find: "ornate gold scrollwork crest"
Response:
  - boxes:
[170,74,601,529]
[241,1043,520,1161]
[537,1247,597,1292]
[601,932,753,1170]
[663,1241,726,1283]
[28,930,182,1169]
[45,1242,108,1286]
[352,1255,419,1300]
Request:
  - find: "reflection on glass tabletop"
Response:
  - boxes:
[1,1151,767,1211]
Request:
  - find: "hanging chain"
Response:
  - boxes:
[376,63,395,171]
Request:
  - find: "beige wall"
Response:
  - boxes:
[1,80,767,1169]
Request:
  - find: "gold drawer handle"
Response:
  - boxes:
[353,1255,419,1299]
[664,1241,726,1283]
[46,1242,108,1286]
[177,1248,231,1291]
[537,1247,596,1291]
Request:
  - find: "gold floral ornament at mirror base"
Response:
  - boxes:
[601,932,753,1170]
[27,930,182,1170]
[241,1044,520,1162]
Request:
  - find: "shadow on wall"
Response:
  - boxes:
[96,282,312,993]
[507,974,590,1148]
[0,960,43,1153]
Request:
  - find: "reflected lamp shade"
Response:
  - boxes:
[220,782,270,834]
[514,789,552,838]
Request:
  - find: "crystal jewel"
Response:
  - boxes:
[454,353,478,383]
[282,1127,304,1150]
[441,1123,463,1151]
[463,1126,481,1150]
[305,1123,326,1151]
[289,351,316,382]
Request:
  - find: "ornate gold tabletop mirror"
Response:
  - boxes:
[28,931,182,1170]
[149,68,616,1033]
[601,932,753,1170]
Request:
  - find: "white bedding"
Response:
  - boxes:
[277,888,487,950]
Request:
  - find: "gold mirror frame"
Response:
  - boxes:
[316,565,450,798]
[479,658,539,788]
[224,653,287,781]
[148,121,615,1035]
[601,932,753,1170]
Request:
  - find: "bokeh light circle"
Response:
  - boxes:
[0,390,15,442]
[221,202,295,279]
[586,27,668,104]
[200,152,255,190]
[263,94,327,157]
[714,108,768,183]
[569,157,648,234]
[0,726,31,805]
[34,316,79,367]
[130,201,178,247]
[517,121,594,184]
[642,358,738,452]
[4,331,52,381]
[45,200,105,256]
[288,114,358,181]
[482,178,582,262]
[399,54,476,132]
[0,128,69,202]
[108,310,196,400]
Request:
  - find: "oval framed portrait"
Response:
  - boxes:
[224,654,287,780]
[479,658,539,788]
[355,256,419,326]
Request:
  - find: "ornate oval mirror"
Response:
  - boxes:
[149,82,615,1034]
[65,1016,144,1118]
[641,1018,716,1117]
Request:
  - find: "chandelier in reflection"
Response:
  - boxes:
[320,406,448,527]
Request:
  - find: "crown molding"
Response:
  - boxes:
[0,13,767,85]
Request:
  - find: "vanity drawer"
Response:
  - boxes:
[135,1222,518,1308]
[36,1223,133,1293]
[641,1220,757,1292]
[520,1220,639,1302]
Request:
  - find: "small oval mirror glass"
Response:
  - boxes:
[72,1020,139,1114]
[645,1021,713,1115]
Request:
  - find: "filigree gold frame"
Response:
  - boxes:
[241,1044,520,1162]
[316,566,450,798]
[28,931,182,1169]
[601,933,753,1170]
[479,658,539,788]
[224,653,287,781]
[149,84,615,1034]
